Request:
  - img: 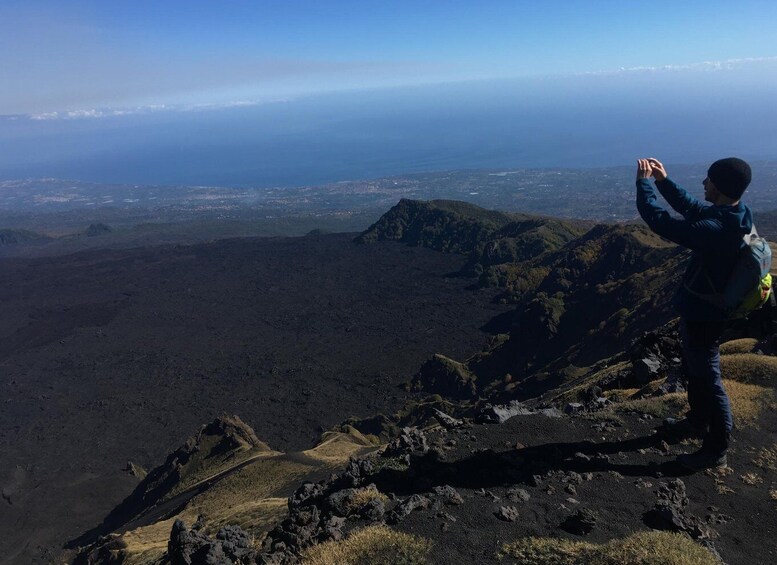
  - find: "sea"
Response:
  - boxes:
[1,72,776,188]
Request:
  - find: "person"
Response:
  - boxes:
[635,156,753,471]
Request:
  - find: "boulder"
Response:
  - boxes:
[632,354,663,384]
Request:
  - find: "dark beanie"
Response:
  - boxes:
[707,157,751,200]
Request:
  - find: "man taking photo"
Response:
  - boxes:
[636,156,753,471]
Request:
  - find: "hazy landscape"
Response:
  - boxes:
[2,161,777,260]
[3,134,777,565]
[1,184,777,564]
[3,2,777,564]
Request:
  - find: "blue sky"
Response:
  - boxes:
[2,0,777,116]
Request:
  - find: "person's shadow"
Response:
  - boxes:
[369,433,695,496]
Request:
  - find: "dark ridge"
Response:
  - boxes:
[356,198,592,280]
[85,223,113,237]
[0,228,50,245]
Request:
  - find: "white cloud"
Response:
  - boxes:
[21,99,273,121]
[29,112,61,121]
[582,56,777,76]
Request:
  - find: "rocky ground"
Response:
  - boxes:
[0,232,510,564]
[73,328,777,565]
[7,199,777,564]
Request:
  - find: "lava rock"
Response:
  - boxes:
[325,488,360,517]
[216,525,252,559]
[433,485,464,506]
[495,506,520,522]
[561,472,583,485]
[506,487,531,503]
[657,479,688,508]
[433,408,465,430]
[634,478,653,489]
[632,354,663,384]
[477,400,535,424]
[289,481,325,510]
[643,479,718,540]
[560,508,598,535]
[168,520,256,565]
[382,427,429,458]
[168,519,208,565]
[320,515,346,542]
[359,498,386,522]
[388,494,432,524]
[564,402,585,414]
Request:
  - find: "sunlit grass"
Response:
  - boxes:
[499,531,718,565]
[301,525,431,565]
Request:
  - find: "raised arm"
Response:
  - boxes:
[636,160,714,250]
[648,158,707,220]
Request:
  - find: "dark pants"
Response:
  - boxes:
[680,318,733,456]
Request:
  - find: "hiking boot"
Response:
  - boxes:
[660,417,706,439]
[676,449,727,472]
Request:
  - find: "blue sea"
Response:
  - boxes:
[2,73,776,188]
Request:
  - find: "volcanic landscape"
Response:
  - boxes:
[0,232,511,563]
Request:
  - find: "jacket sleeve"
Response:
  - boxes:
[636,179,718,250]
[655,177,706,220]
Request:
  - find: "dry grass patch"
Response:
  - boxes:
[500,536,596,564]
[109,518,177,565]
[499,531,718,565]
[614,393,687,418]
[301,525,431,565]
[181,498,288,539]
[632,379,670,398]
[165,442,277,502]
[706,465,736,495]
[305,427,380,464]
[755,444,777,472]
[720,338,758,355]
[720,353,777,385]
[740,472,763,485]
[346,485,389,514]
[179,455,316,537]
[715,483,736,495]
[603,388,640,402]
[724,379,776,428]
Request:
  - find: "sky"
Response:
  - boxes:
[1,1,776,186]
[3,0,777,116]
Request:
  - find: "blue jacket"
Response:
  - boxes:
[636,177,752,321]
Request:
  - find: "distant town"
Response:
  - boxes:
[2,162,776,235]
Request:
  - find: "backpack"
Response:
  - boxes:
[685,225,773,319]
